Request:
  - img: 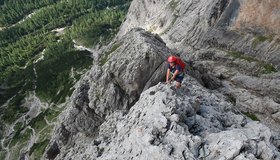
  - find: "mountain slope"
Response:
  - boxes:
[45,0,280,159]
[2,0,280,159]
[117,0,280,137]
[46,28,171,159]
[0,0,131,159]
[47,28,280,159]
[118,0,280,69]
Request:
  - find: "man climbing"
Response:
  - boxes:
[166,56,184,88]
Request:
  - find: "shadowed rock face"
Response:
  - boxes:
[233,0,280,34]
[118,0,280,69]
[203,0,280,70]
[63,28,171,134]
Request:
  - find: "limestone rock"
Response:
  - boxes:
[183,47,280,134]
[45,28,171,159]
[45,0,280,159]
[119,0,280,69]
[50,77,280,160]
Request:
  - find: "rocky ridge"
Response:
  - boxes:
[46,28,280,159]
[93,79,280,160]
[45,0,280,159]
[45,28,171,159]
[117,0,280,142]
[51,76,280,160]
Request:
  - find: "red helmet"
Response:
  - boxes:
[167,56,176,63]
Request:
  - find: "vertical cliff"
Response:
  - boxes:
[118,0,280,69]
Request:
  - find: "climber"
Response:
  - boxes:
[166,56,184,88]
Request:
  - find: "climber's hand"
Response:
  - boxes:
[166,80,171,84]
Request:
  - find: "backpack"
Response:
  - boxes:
[175,57,186,70]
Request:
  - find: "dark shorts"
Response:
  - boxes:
[175,76,184,83]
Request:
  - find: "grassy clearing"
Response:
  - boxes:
[227,51,277,75]
[29,139,50,159]
[260,63,277,74]
[242,112,260,121]
[29,112,47,132]
[38,125,54,142]
[9,143,29,160]
[13,121,24,131]
[252,35,274,48]
[0,151,6,160]
[45,108,61,122]
[228,51,257,62]
[10,128,32,146]
[1,92,29,124]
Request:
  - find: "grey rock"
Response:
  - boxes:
[118,0,280,136]
[119,0,280,69]
[184,48,280,135]
[231,73,280,103]
[45,28,172,159]
[65,28,171,134]
[202,122,278,160]
[51,76,280,160]
[45,0,280,159]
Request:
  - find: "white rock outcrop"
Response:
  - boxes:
[45,0,280,159]
[46,28,280,160]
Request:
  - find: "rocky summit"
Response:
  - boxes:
[43,0,280,159]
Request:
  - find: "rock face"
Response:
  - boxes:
[117,0,280,138]
[47,70,280,159]
[233,0,280,34]
[118,0,280,69]
[45,0,280,159]
[95,80,279,160]
[64,28,170,134]
[189,48,280,133]
[45,28,171,159]
[46,28,280,159]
